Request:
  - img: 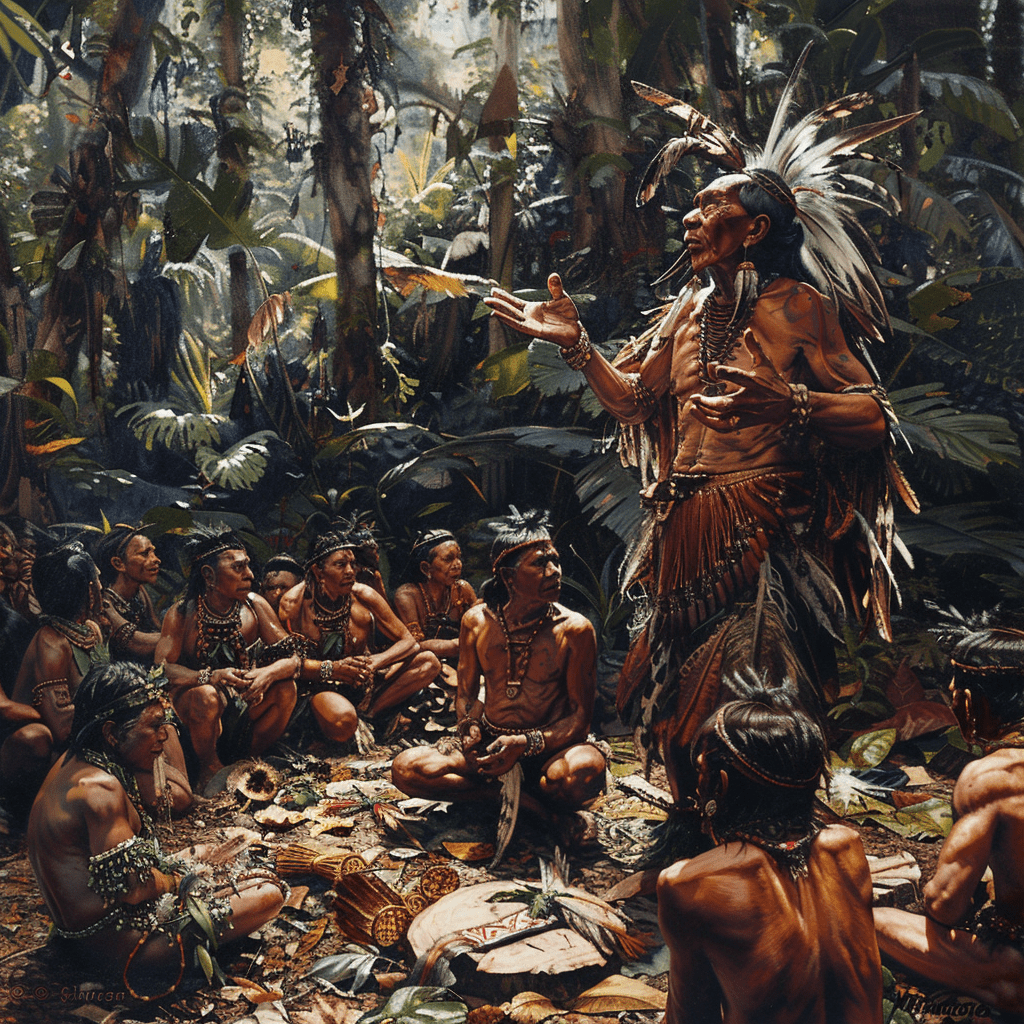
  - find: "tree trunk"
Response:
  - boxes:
[484,1,520,354]
[310,2,380,419]
[554,0,650,301]
[33,0,165,389]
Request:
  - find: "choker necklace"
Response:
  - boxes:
[196,594,248,669]
[42,615,97,651]
[496,604,552,699]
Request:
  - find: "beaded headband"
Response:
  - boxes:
[713,705,821,790]
[412,530,456,556]
[73,667,170,750]
[491,538,550,575]
[109,524,145,561]
[306,534,358,572]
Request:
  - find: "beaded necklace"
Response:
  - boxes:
[195,594,249,669]
[720,817,821,879]
[312,586,354,660]
[106,587,147,623]
[698,299,741,396]
[42,614,97,651]
[496,603,552,699]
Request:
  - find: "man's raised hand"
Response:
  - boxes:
[484,273,582,350]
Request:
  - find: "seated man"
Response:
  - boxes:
[1,542,104,810]
[259,554,304,616]
[391,509,606,823]
[659,688,882,1024]
[154,529,299,786]
[394,529,477,686]
[28,662,282,999]
[874,627,1024,1016]
[94,525,164,664]
[278,531,439,743]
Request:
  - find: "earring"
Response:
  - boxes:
[702,799,717,819]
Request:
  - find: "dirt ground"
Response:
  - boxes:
[0,723,994,1024]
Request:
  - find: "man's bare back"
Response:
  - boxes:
[660,824,881,1024]
[943,748,1024,921]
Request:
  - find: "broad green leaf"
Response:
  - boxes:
[848,728,896,768]
[123,404,226,453]
[899,503,1024,573]
[194,432,275,491]
[358,986,467,1024]
[891,386,1020,470]
[479,343,530,398]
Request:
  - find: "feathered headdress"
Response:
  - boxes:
[634,43,919,346]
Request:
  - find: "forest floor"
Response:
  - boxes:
[0,705,1001,1024]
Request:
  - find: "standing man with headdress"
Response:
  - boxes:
[874,627,1024,1016]
[94,525,164,665]
[277,530,439,743]
[659,685,882,1023]
[485,47,918,807]
[28,661,283,1000]
[394,529,477,685]
[154,528,299,787]
[1,542,104,812]
[391,509,606,843]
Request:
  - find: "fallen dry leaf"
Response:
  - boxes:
[226,975,284,1003]
[284,885,309,910]
[570,974,668,1013]
[442,841,495,862]
[309,816,356,837]
[292,989,365,1024]
[506,991,561,1023]
[296,917,328,959]
[254,804,306,830]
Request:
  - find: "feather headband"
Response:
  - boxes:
[633,42,920,342]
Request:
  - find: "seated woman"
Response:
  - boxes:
[393,530,476,686]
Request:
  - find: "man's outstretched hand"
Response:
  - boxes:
[484,273,582,350]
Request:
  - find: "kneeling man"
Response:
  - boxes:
[391,509,605,823]
[659,687,882,1024]
[874,627,1024,1017]
[28,662,285,997]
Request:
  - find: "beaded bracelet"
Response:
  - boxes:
[320,659,334,685]
[561,327,593,370]
[196,666,212,689]
[523,729,545,757]
[787,383,811,432]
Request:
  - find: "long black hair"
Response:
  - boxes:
[690,683,827,835]
[738,170,808,285]
[33,541,98,620]
[179,526,247,610]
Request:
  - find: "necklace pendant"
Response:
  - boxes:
[505,683,520,699]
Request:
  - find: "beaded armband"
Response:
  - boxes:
[112,621,137,651]
[32,678,72,709]
[88,835,161,904]
[624,372,656,418]
[561,327,593,371]
[523,729,546,757]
